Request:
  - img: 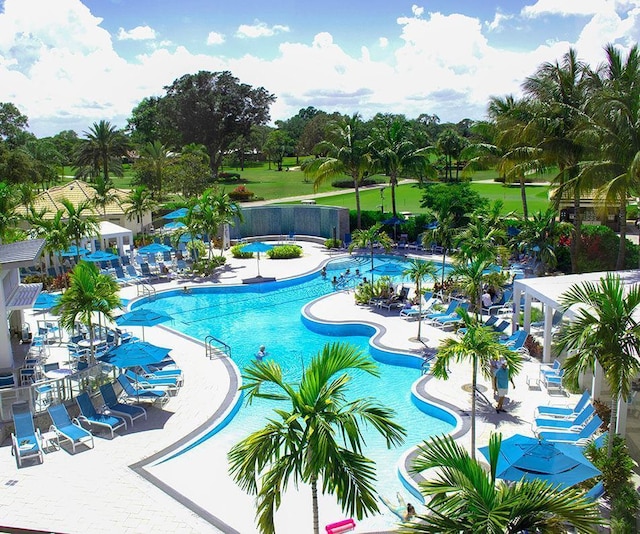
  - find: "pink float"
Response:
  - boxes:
[325,518,356,534]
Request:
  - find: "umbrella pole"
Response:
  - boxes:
[256,252,261,277]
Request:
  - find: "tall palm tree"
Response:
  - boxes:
[454,214,505,265]
[228,342,406,534]
[555,273,640,454]
[303,113,373,229]
[402,433,601,533]
[74,120,130,182]
[27,208,69,275]
[369,117,435,217]
[209,187,242,256]
[58,198,100,264]
[450,256,495,318]
[90,176,121,216]
[138,140,172,195]
[421,213,457,295]
[53,261,121,361]
[580,44,640,270]
[432,311,519,458]
[523,48,589,274]
[403,259,437,341]
[348,223,394,284]
[123,186,158,238]
[517,208,566,274]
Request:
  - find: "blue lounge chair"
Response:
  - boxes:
[399,293,437,319]
[534,403,595,432]
[535,391,592,418]
[99,383,147,426]
[540,359,561,378]
[585,481,605,501]
[47,403,94,453]
[538,415,603,444]
[425,301,458,321]
[432,302,470,329]
[11,402,43,467]
[76,392,126,438]
[139,365,183,385]
[124,369,180,392]
[116,374,169,404]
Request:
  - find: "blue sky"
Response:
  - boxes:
[1,0,639,137]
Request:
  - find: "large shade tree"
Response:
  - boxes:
[228,342,406,534]
[74,120,130,182]
[402,433,601,533]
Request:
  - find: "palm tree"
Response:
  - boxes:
[58,198,100,264]
[90,176,121,216]
[369,117,435,217]
[450,256,495,318]
[123,186,158,239]
[517,208,566,274]
[209,187,242,256]
[402,433,601,533]
[432,311,519,458]
[228,342,406,534]
[348,223,394,284]
[454,214,505,265]
[74,120,130,182]
[138,140,172,195]
[28,208,69,276]
[555,273,640,454]
[403,259,437,341]
[421,213,458,295]
[303,113,373,229]
[53,261,121,361]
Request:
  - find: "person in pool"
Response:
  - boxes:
[256,345,267,360]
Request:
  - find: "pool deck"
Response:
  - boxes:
[1,241,581,533]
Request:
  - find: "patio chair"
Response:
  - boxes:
[484,289,513,315]
[399,293,436,319]
[538,415,603,445]
[533,403,596,433]
[139,364,183,384]
[125,264,143,283]
[585,481,605,502]
[379,286,410,310]
[124,369,180,393]
[432,307,469,330]
[139,262,157,280]
[47,403,94,453]
[116,374,169,405]
[535,391,592,419]
[11,402,44,467]
[99,382,147,426]
[424,301,459,322]
[75,392,126,438]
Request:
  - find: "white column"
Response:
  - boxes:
[523,293,533,332]
[0,279,14,369]
[542,304,554,363]
[512,286,522,335]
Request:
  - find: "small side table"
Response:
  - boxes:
[41,430,59,453]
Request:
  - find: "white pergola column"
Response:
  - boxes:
[542,304,554,363]
[0,276,14,369]
[512,286,523,335]
[523,293,533,332]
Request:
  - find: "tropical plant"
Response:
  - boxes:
[0,181,21,243]
[421,213,458,293]
[58,198,100,264]
[402,259,437,341]
[454,214,505,265]
[303,113,373,229]
[208,187,243,255]
[27,207,69,276]
[136,140,172,195]
[74,120,129,181]
[436,128,468,182]
[348,223,393,284]
[53,261,121,361]
[517,208,567,274]
[89,175,121,216]
[450,256,495,317]
[432,311,520,458]
[402,433,602,533]
[555,273,640,454]
[123,186,158,238]
[228,342,406,534]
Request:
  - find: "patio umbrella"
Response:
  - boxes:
[84,250,119,262]
[178,232,201,243]
[115,308,173,341]
[33,292,61,323]
[478,434,601,490]
[242,242,274,277]
[58,245,89,257]
[382,216,405,241]
[164,207,189,220]
[138,243,173,255]
[163,221,186,231]
[99,341,172,368]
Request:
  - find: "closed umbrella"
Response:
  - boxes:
[479,434,601,489]
[99,341,172,368]
[115,308,173,341]
[84,250,119,262]
[242,242,274,277]
[382,216,405,241]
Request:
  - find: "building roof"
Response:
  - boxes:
[17,179,131,219]
[0,239,46,269]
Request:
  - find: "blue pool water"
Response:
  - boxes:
[136,255,453,493]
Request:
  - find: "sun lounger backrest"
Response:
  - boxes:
[572,404,595,427]
[100,382,120,407]
[48,404,73,428]
[76,392,98,419]
[573,391,591,413]
[12,401,37,438]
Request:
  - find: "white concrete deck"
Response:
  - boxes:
[0,241,584,533]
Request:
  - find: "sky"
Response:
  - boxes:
[1,0,639,138]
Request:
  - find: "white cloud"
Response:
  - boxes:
[522,0,613,17]
[412,5,424,17]
[117,25,156,41]
[379,37,389,48]
[485,12,512,32]
[206,31,225,45]
[236,20,290,39]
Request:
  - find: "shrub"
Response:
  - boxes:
[51,273,70,290]
[267,245,303,259]
[192,256,226,276]
[218,171,241,181]
[228,185,255,201]
[231,244,254,258]
[331,177,380,188]
[324,238,342,249]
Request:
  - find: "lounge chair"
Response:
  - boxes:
[535,391,591,418]
[99,382,147,426]
[431,302,470,329]
[534,403,595,433]
[116,374,169,405]
[585,481,605,501]
[47,403,94,453]
[125,264,143,282]
[124,369,180,393]
[379,286,410,310]
[139,364,183,384]
[538,415,603,444]
[484,289,513,315]
[399,293,437,320]
[11,402,44,467]
[75,392,127,438]
[424,301,458,321]
[139,262,157,280]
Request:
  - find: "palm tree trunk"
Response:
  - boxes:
[570,192,581,273]
[616,201,627,270]
[520,176,528,220]
[471,355,477,460]
[417,281,422,341]
[440,250,447,297]
[608,393,619,457]
[370,245,375,285]
[354,180,362,229]
[390,176,398,217]
[311,476,319,534]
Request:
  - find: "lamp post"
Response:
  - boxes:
[380,187,385,215]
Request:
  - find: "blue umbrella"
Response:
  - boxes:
[138,243,173,255]
[163,221,186,231]
[84,250,119,262]
[242,242,274,277]
[165,207,189,220]
[479,434,601,489]
[115,308,173,341]
[99,341,172,368]
[178,232,201,243]
[59,245,89,257]
[33,292,60,311]
[382,216,405,226]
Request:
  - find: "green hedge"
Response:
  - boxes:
[267,245,303,259]
[231,244,254,258]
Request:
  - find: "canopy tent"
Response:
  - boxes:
[88,221,134,257]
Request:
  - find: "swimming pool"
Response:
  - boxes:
[136,255,453,528]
